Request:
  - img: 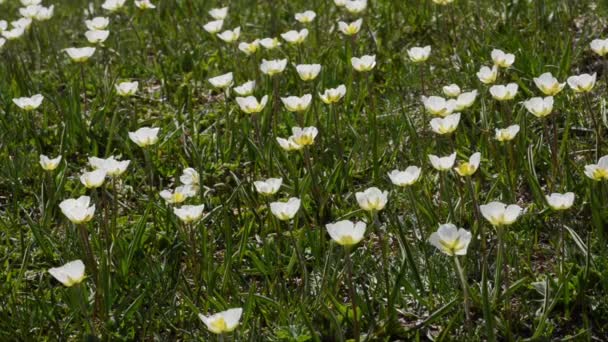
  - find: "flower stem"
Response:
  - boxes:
[344,248,360,342]
[454,256,471,326]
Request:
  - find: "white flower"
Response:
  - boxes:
[208,7,228,20]
[34,5,54,21]
[12,18,32,30]
[13,94,43,111]
[0,21,6,31]
[407,46,431,63]
[88,156,130,177]
[129,127,160,147]
[430,113,461,135]
[443,84,460,97]
[235,95,268,114]
[59,196,96,224]
[290,126,318,146]
[134,0,155,9]
[203,20,224,34]
[477,65,498,84]
[270,198,301,220]
[345,0,367,14]
[584,155,608,181]
[80,169,107,189]
[355,187,388,211]
[276,137,304,151]
[334,0,347,6]
[338,18,362,36]
[2,27,26,40]
[39,154,61,171]
[259,37,280,49]
[388,166,422,187]
[281,29,308,44]
[533,72,565,96]
[567,73,596,93]
[295,10,316,23]
[260,59,288,76]
[351,54,376,72]
[319,85,347,104]
[491,49,515,68]
[296,64,321,81]
[421,95,455,117]
[64,47,96,62]
[217,27,240,43]
[85,30,110,44]
[546,192,575,211]
[115,81,139,97]
[432,0,455,4]
[281,94,313,112]
[455,90,478,110]
[233,80,256,96]
[590,38,608,57]
[495,124,520,141]
[238,40,260,55]
[85,17,110,31]
[160,185,195,204]
[173,204,205,223]
[180,167,200,188]
[428,152,457,171]
[326,220,366,246]
[489,83,518,101]
[20,5,42,19]
[480,201,522,226]
[101,0,126,12]
[524,96,553,118]
[48,260,86,287]
[254,178,282,196]
[199,308,242,334]
[454,152,481,177]
[429,224,472,256]
[208,72,234,89]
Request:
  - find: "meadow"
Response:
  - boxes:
[1,0,608,340]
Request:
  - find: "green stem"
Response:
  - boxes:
[454,257,471,326]
[344,248,360,342]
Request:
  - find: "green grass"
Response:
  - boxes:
[2,0,608,340]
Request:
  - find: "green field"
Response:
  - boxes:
[2,0,608,340]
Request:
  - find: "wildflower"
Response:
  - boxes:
[296,64,321,81]
[281,94,312,112]
[203,20,224,34]
[199,308,243,334]
[480,201,522,226]
[491,49,515,68]
[85,17,109,31]
[270,198,301,220]
[524,96,553,118]
[173,204,205,223]
[546,192,575,210]
[495,125,520,141]
[253,178,282,196]
[281,29,308,44]
[85,30,110,44]
[590,38,608,56]
[217,27,240,43]
[80,169,107,189]
[101,0,126,12]
[128,127,160,148]
[351,55,376,72]
[567,73,596,93]
[355,187,388,211]
[39,154,61,171]
[454,152,481,177]
[160,186,195,204]
[88,156,130,177]
[115,81,139,97]
[290,126,318,146]
[208,72,234,89]
[489,83,518,101]
[584,155,608,181]
[430,113,461,134]
[319,85,347,104]
[443,84,460,98]
[259,37,280,49]
[429,152,457,171]
[208,7,228,20]
[48,260,85,287]
[260,59,287,76]
[64,47,96,62]
[388,166,422,186]
[454,90,478,110]
[238,40,260,55]
[421,96,455,117]
[429,223,472,256]
[533,72,565,96]
[13,94,43,111]
[295,10,316,23]
[235,95,268,113]
[59,196,96,224]
[477,65,498,84]
[407,46,431,63]
[234,80,255,96]
[326,220,366,246]
[338,18,363,36]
